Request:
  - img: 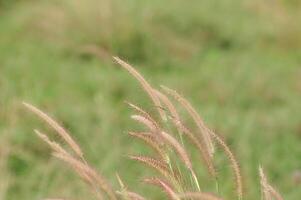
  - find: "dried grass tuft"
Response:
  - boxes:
[24,57,285,200]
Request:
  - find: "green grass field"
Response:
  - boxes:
[1,0,301,199]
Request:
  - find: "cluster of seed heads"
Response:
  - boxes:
[23,57,283,200]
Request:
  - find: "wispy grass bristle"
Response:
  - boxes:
[23,102,83,159]
[128,131,168,162]
[259,166,283,200]
[54,152,117,200]
[126,102,159,125]
[160,86,215,158]
[34,129,69,156]
[212,133,242,200]
[159,131,192,170]
[129,155,171,179]
[143,177,180,200]
[113,57,166,120]
[53,152,95,187]
[171,119,216,177]
[156,94,216,178]
[131,115,158,133]
[116,173,147,200]
[259,166,272,200]
[154,89,180,122]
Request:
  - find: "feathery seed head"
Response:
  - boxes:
[23,102,83,159]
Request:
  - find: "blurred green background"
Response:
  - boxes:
[0,0,301,199]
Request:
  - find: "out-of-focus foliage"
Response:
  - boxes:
[8,0,301,63]
[0,0,301,199]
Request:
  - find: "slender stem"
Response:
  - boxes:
[191,170,201,191]
[215,177,219,195]
[179,131,185,148]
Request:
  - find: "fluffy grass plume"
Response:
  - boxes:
[259,167,283,200]
[23,57,285,200]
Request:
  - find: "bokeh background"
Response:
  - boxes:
[1,0,301,199]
